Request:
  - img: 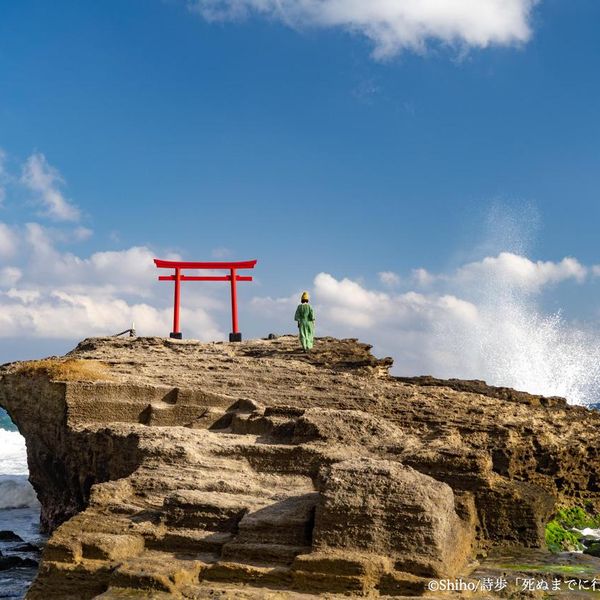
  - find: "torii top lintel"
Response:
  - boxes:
[154,258,258,341]
[154,259,257,270]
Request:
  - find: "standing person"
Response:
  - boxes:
[294,292,315,352]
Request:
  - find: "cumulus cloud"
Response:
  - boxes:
[409,252,586,295]
[21,153,81,222]
[313,272,477,330]
[454,252,586,292]
[0,223,225,340]
[189,0,539,58]
[0,291,222,340]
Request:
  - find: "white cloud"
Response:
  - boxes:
[314,272,477,330]
[4,288,40,303]
[0,222,18,259]
[0,224,225,340]
[19,224,161,295]
[378,271,400,287]
[189,0,539,58]
[454,252,586,292]
[21,153,81,222]
[0,290,224,341]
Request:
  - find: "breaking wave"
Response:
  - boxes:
[0,422,39,509]
[458,292,600,406]
[0,475,39,509]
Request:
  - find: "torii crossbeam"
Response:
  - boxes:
[154,259,258,342]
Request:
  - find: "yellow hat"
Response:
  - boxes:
[301,291,310,301]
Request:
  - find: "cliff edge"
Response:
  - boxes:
[1,335,599,599]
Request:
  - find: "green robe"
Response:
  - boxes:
[294,303,315,350]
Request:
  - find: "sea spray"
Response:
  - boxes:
[439,279,600,406]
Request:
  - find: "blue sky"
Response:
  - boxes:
[1,0,600,402]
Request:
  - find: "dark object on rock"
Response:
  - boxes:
[584,542,600,557]
[10,542,40,553]
[0,531,23,542]
[0,555,38,570]
[267,333,277,340]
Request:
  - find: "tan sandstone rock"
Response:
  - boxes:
[0,335,598,598]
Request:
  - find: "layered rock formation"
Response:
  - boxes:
[0,335,599,598]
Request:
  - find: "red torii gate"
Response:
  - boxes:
[154,259,258,342]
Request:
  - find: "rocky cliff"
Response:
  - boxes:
[0,335,599,599]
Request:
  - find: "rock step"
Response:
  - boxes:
[164,490,269,531]
[236,493,318,546]
[109,550,214,593]
[228,413,293,437]
[202,561,293,587]
[148,528,234,554]
[69,399,212,427]
[225,443,326,477]
[221,542,311,566]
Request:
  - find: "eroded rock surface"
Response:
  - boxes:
[0,335,599,598]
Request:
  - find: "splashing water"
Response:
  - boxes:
[444,277,600,406]
[0,413,39,509]
[476,298,600,405]
[436,202,600,406]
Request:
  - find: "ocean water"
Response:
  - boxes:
[0,409,43,600]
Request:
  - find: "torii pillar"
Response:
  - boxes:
[154,259,258,342]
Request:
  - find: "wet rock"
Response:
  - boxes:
[0,555,38,570]
[584,542,600,557]
[0,530,23,542]
[10,542,40,553]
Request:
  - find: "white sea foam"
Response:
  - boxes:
[0,429,29,475]
[573,527,600,541]
[0,429,39,508]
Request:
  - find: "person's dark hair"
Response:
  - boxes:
[301,299,309,303]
